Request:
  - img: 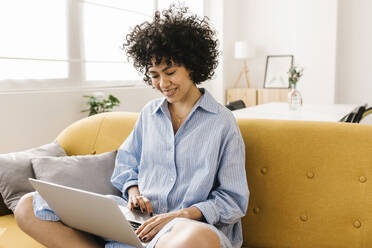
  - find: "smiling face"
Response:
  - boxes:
[149,59,200,105]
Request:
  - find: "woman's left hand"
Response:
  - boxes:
[135,211,180,242]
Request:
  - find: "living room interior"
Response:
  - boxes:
[1,0,372,247]
[1,0,371,153]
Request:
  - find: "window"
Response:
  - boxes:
[0,0,204,90]
[0,0,68,80]
[82,0,152,82]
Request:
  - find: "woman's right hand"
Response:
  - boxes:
[127,186,153,216]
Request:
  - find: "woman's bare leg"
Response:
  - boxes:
[155,220,220,248]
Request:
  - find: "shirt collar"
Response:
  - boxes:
[152,97,168,115]
[152,88,219,115]
[194,88,219,114]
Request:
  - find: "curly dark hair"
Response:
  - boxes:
[123,5,219,85]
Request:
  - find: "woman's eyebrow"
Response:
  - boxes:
[162,65,172,72]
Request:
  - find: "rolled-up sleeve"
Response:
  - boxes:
[111,113,143,201]
[193,129,249,225]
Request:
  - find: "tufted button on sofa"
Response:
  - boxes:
[240,118,372,248]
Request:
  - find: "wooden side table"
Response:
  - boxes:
[226,88,290,107]
[257,88,290,105]
[226,88,256,107]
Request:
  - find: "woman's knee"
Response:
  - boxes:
[156,220,220,248]
[14,192,36,231]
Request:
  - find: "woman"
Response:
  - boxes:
[15,5,248,248]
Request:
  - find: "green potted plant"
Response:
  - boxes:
[82,93,120,116]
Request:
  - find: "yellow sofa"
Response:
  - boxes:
[1,111,372,248]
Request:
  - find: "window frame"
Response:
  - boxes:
[0,0,205,92]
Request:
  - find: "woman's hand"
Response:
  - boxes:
[135,207,203,242]
[127,186,153,215]
[135,211,180,242]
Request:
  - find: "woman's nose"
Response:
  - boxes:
[159,76,170,88]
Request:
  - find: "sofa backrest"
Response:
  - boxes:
[57,112,139,156]
[238,118,372,248]
[57,112,372,248]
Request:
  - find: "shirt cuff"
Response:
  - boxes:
[122,180,138,201]
[192,201,219,225]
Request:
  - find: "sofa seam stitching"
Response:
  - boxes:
[91,114,107,154]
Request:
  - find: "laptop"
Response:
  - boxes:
[29,178,150,248]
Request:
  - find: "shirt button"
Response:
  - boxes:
[170,178,174,182]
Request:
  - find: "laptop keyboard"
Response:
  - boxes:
[129,221,141,231]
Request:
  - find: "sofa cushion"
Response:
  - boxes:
[31,151,121,196]
[0,214,44,248]
[0,141,66,212]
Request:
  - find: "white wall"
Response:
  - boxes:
[204,0,243,105]
[0,87,161,153]
[203,0,225,103]
[335,0,372,104]
[224,0,338,104]
[221,0,240,103]
[197,0,240,105]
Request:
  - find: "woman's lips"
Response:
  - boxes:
[163,88,177,97]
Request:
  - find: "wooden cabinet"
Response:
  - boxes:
[257,88,290,105]
[226,88,290,107]
[226,88,256,107]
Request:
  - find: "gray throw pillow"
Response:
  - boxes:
[31,151,121,196]
[0,141,66,212]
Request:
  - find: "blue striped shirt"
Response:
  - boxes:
[111,89,249,247]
